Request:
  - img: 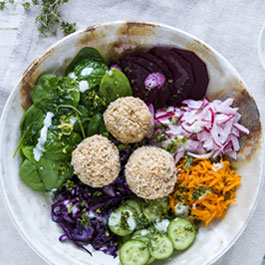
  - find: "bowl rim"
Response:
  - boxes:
[0,20,264,265]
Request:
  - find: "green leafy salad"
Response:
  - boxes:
[15,47,204,265]
[16,47,132,192]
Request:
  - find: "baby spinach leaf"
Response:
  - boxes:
[31,74,59,105]
[79,87,109,117]
[99,69,132,103]
[87,113,106,137]
[44,130,82,160]
[71,60,109,90]
[65,47,105,75]
[21,145,35,163]
[13,124,33,158]
[38,157,73,190]
[57,77,80,107]
[20,104,44,135]
[19,159,46,191]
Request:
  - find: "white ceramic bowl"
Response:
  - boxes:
[0,21,263,265]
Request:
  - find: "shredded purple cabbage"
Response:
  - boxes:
[51,140,148,257]
[52,176,133,257]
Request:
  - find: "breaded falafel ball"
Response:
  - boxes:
[103,96,152,143]
[71,135,120,187]
[125,146,177,199]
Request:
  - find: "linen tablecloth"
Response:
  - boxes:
[1,0,265,264]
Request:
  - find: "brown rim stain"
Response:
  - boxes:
[118,21,156,36]
[78,24,106,47]
[212,77,262,161]
[106,22,156,63]
[20,47,55,111]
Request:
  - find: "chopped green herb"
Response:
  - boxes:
[60,21,76,36]
[184,156,194,169]
[79,212,91,226]
[0,1,7,10]
[22,1,31,9]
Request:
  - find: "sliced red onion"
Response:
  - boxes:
[174,150,185,163]
[233,123,250,134]
[144,72,165,89]
[187,150,214,159]
[153,97,249,162]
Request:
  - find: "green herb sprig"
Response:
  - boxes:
[0,0,76,36]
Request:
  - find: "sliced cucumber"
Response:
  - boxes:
[142,197,169,222]
[168,218,196,250]
[132,229,152,238]
[119,235,131,244]
[131,235,150,245]
[123,199,142,215]
[108,206,137,236]
[149,233,174,260]
[131,233,156,264]
[142,204,161,222]
[119,240,150,265]
[146,256,156,265]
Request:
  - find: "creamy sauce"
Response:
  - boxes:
[198,193,208,200]
[107,69,113,76]
[33,112,54,161]
[79,80,89,92]
[155,219,170,233]
[68,72,77,80]
[108,209,136,230]
[70,117,78,124]
[175,202,189,217]
[212,162,223,171]
[81,67,93,76]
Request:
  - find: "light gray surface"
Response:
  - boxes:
[1,1,265,264]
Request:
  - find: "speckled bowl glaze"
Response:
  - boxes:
[0,21,263,265]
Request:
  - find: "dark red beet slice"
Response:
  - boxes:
[118,59,160,105]
[121,55,170,108]
[133,51,174,80]
[172,48,209,100]
[149,48,194,105]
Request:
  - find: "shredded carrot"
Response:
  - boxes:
[168,158,241,226]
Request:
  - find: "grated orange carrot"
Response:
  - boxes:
[169,158,241,226]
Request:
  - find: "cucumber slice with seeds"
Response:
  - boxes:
[108,206,137,236]
[123,199,142,215]
[119,240,150,265]
[132,229,152,238]
[131,233,157,265]
[146,256,156,265]
[149,233,174,260]
[167,218,196,250]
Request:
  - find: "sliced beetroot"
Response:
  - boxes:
[122,54,170,108]
[118,59,160,105]
[133,51,174,80]
[149,48,194,105]
[121,55,161,73]
[134,51,176,107]
[172,48,209,100]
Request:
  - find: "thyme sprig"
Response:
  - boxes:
[0,0,76,36]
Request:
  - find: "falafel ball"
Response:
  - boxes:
[103,96,152,143]
[71,135,120,187]
[125,146,177,199]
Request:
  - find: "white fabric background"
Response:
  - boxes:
[1,0,265,264]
